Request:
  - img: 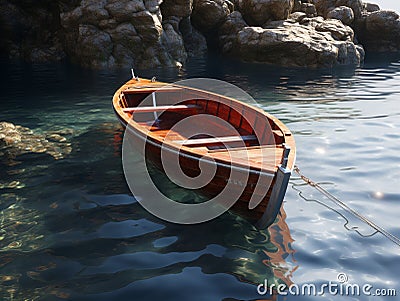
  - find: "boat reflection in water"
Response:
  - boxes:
[0,123,296,300]
[228,208,296,300]
[141,161,297,300]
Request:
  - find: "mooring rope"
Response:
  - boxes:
[292,165,400,247]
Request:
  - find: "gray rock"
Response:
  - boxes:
[301,3,317,17]
[107,23,142,52]
[336,0,363,19]
[140,46,164,66]
[220,16,363,67]
[108,22,138,40]
[76,25,114,68]
[367,9,400,28]
[6,0,400,69]
[60,7,83,27]
[312,0,363,19]
[104,0,146,22]
[364,2,380,12]
[293,0,302,12]
[300,16,354,41]
[59,0,200,69]
[161,22,188,63]
[314,17,354,40]
[82,4,109,24]
[192,0,231,32]
[98,18,118,30]
[241,0,295,26]
[336,41,364,64]
[359,10,400,52]
[180,17,208,56]
[161,0,193,18]
[289,11,307,22]
[311,0,336,17]
[144,0,163,13]
[112,44,136,66]
[30,46,65,62]
[327,6,354,25]
[81,0,107,6]
[219,11,248,53]
[220,11,248,35]
[131,11,163,44]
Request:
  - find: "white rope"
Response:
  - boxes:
[293,165,400,247]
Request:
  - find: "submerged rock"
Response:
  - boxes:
[0,122,72,164]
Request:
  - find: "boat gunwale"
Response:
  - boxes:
[112,79,296,174]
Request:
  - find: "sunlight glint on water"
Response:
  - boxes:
[0,55,399,300]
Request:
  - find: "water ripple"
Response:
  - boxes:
[1,56,400,300]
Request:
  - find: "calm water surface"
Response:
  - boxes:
[0,54,399,300]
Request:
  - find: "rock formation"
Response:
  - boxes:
[0,0,207,69]
[0,0,399,68]
[0,1,65,62]
[219,12,364,67]
[59,0,207,68]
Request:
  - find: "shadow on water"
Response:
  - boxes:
[0,121,296,300]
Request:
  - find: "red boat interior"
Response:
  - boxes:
[119,86,287,153]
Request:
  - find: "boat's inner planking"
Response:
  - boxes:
[119,87,286,157]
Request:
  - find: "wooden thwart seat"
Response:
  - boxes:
[123,87,183,94]
[123,104,200,113]
[175,135,257,146]
[207,144,280,153]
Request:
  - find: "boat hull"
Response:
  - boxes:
[121,120,290,228]
[113,78,295,228]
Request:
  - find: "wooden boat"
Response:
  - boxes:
[112,77,296,228]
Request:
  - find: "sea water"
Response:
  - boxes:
[0,53,399,300]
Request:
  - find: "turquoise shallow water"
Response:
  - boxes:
[0,54,399,300]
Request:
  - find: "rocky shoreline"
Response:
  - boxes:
[1,0,399,68]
